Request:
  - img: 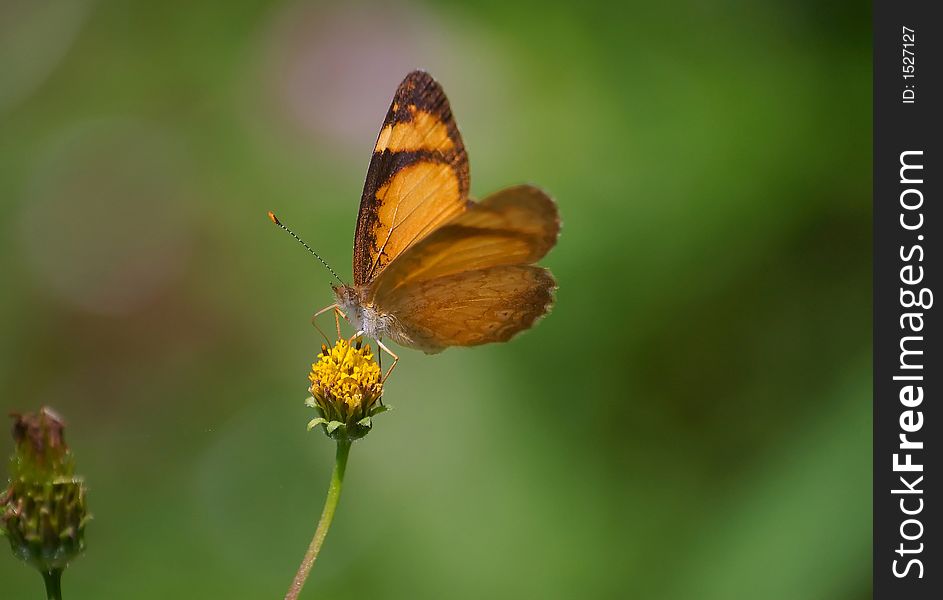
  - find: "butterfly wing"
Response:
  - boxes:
[353,70,470,286]
[380,265,556,354]
[368,185,559,300]
[369,185,559,353]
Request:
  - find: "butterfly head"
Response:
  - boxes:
[331,283,355,304]
[333,284,365,331]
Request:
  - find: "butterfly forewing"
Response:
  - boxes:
[353,71,470,286]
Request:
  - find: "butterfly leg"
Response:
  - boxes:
[311,303,350,344]
[340,330,396,380]
[332,306,349,338]
[374,338,399,383]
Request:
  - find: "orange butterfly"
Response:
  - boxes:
[273,71,559,374]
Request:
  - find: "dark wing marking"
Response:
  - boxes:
[353,70,470,286]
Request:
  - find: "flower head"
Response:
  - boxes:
[2,407,89,572]
[306,338,389,441]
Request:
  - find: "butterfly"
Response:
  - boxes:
[274,71,559,372]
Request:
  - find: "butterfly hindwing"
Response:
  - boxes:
[367,185,559,302]
[353,71,470,286]
[382,265,556,354]
[366,185,559,353]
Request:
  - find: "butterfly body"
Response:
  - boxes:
[333,284,401,345]
[329,71,559,355]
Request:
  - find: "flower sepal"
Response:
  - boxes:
[305,398,391,442]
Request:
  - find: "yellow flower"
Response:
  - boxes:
[306,338,387,441]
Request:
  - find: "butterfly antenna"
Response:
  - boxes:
[267,211,344,284]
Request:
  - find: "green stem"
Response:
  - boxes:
[284,439,351,600]
[42,569,62,600]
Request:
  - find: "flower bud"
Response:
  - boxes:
[1,408,89,572]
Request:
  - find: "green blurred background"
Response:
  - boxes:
[1,0,870,598]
